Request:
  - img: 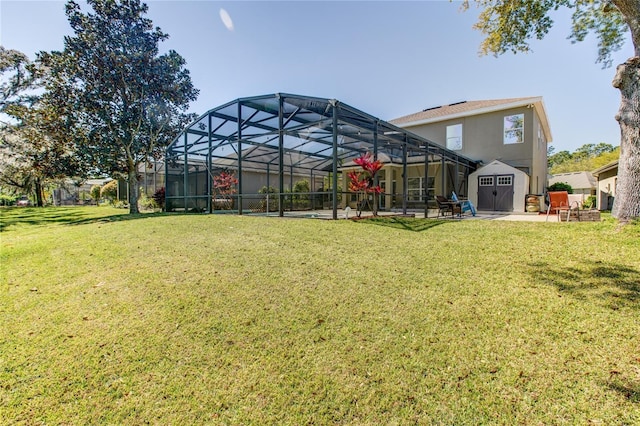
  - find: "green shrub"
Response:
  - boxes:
[548,182,573,193]
[0,193,18,206]
[258,185,277,195]
[100,180,118,202]
[258,186,278,212]
[138,191,158,210]
[152,187,165,210]
[584,195,597,209]
[293,179,310,208]
[151,186,166,209]
[90,185,101,205]
[293,179,310,194]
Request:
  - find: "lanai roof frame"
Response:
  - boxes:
[166,93,479,218]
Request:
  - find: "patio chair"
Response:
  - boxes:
[545,191,581,222]
[435,195,461,218]
[451,192,476,216]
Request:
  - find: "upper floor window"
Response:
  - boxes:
[537,124,546,150]
[504,114,524,144]
[446,123,463,150]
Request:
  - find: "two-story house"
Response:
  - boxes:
[390,97,552,212]
[165,94,552,217]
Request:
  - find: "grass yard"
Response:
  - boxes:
[1,207,639,424]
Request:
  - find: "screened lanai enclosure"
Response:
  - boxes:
[165,94,478,219]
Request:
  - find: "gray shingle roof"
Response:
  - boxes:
[390,97,542,125]
[549,171,597,190]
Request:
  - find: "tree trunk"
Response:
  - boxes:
[612,56,640,221]
[34,178,44,207]
[128,167,140,214]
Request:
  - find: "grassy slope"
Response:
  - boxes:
[1,207,639,424]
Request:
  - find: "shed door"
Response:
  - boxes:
[495,175,514,211]
[477,176,495,210]
[477,174,514,211]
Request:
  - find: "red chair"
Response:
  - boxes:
[546,191,580,222]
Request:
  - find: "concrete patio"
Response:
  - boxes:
[265,209,559,222]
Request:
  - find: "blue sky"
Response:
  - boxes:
[0,0,632,152]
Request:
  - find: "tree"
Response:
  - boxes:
[0,47,36,108]
[100,179,118,203]
[213,171,238,210]
[548,142,619,173]
[90,184,101,205]
[463,0,640,222]
[548,149,573,170]
[0,48,38,199]
[348,153,383,217]
[40,0,198,214]
[0,47,81,206]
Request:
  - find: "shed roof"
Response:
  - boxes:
[469,159,529,177]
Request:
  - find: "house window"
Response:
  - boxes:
[504,113,524,144]
[537,124,544,150]
[446,123,463,150]
[406,177,434,201]
[407,177,424,201]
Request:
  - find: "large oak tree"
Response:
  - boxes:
[0,47,81,206]
[42,0,198,214]
[464,0,640,222]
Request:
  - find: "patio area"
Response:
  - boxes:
[254,209,555,222]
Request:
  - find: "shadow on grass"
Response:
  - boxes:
[0,207,185,232]
[65,211,171,227]
[529,260,640,310]
[355,217,448,232]
[0,207,97,232]
[608,381,640,403]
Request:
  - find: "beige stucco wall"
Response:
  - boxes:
[596,168,617,210]
[341,161,461,211]
[400,105,548,195]
[530,113,549,195]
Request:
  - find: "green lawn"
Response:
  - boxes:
[1,207,639,424]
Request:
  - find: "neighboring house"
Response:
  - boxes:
[548,171,596,205]
[390,97,552,212]
[592,160,618,211]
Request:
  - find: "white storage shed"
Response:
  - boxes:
[469,160,530,213]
